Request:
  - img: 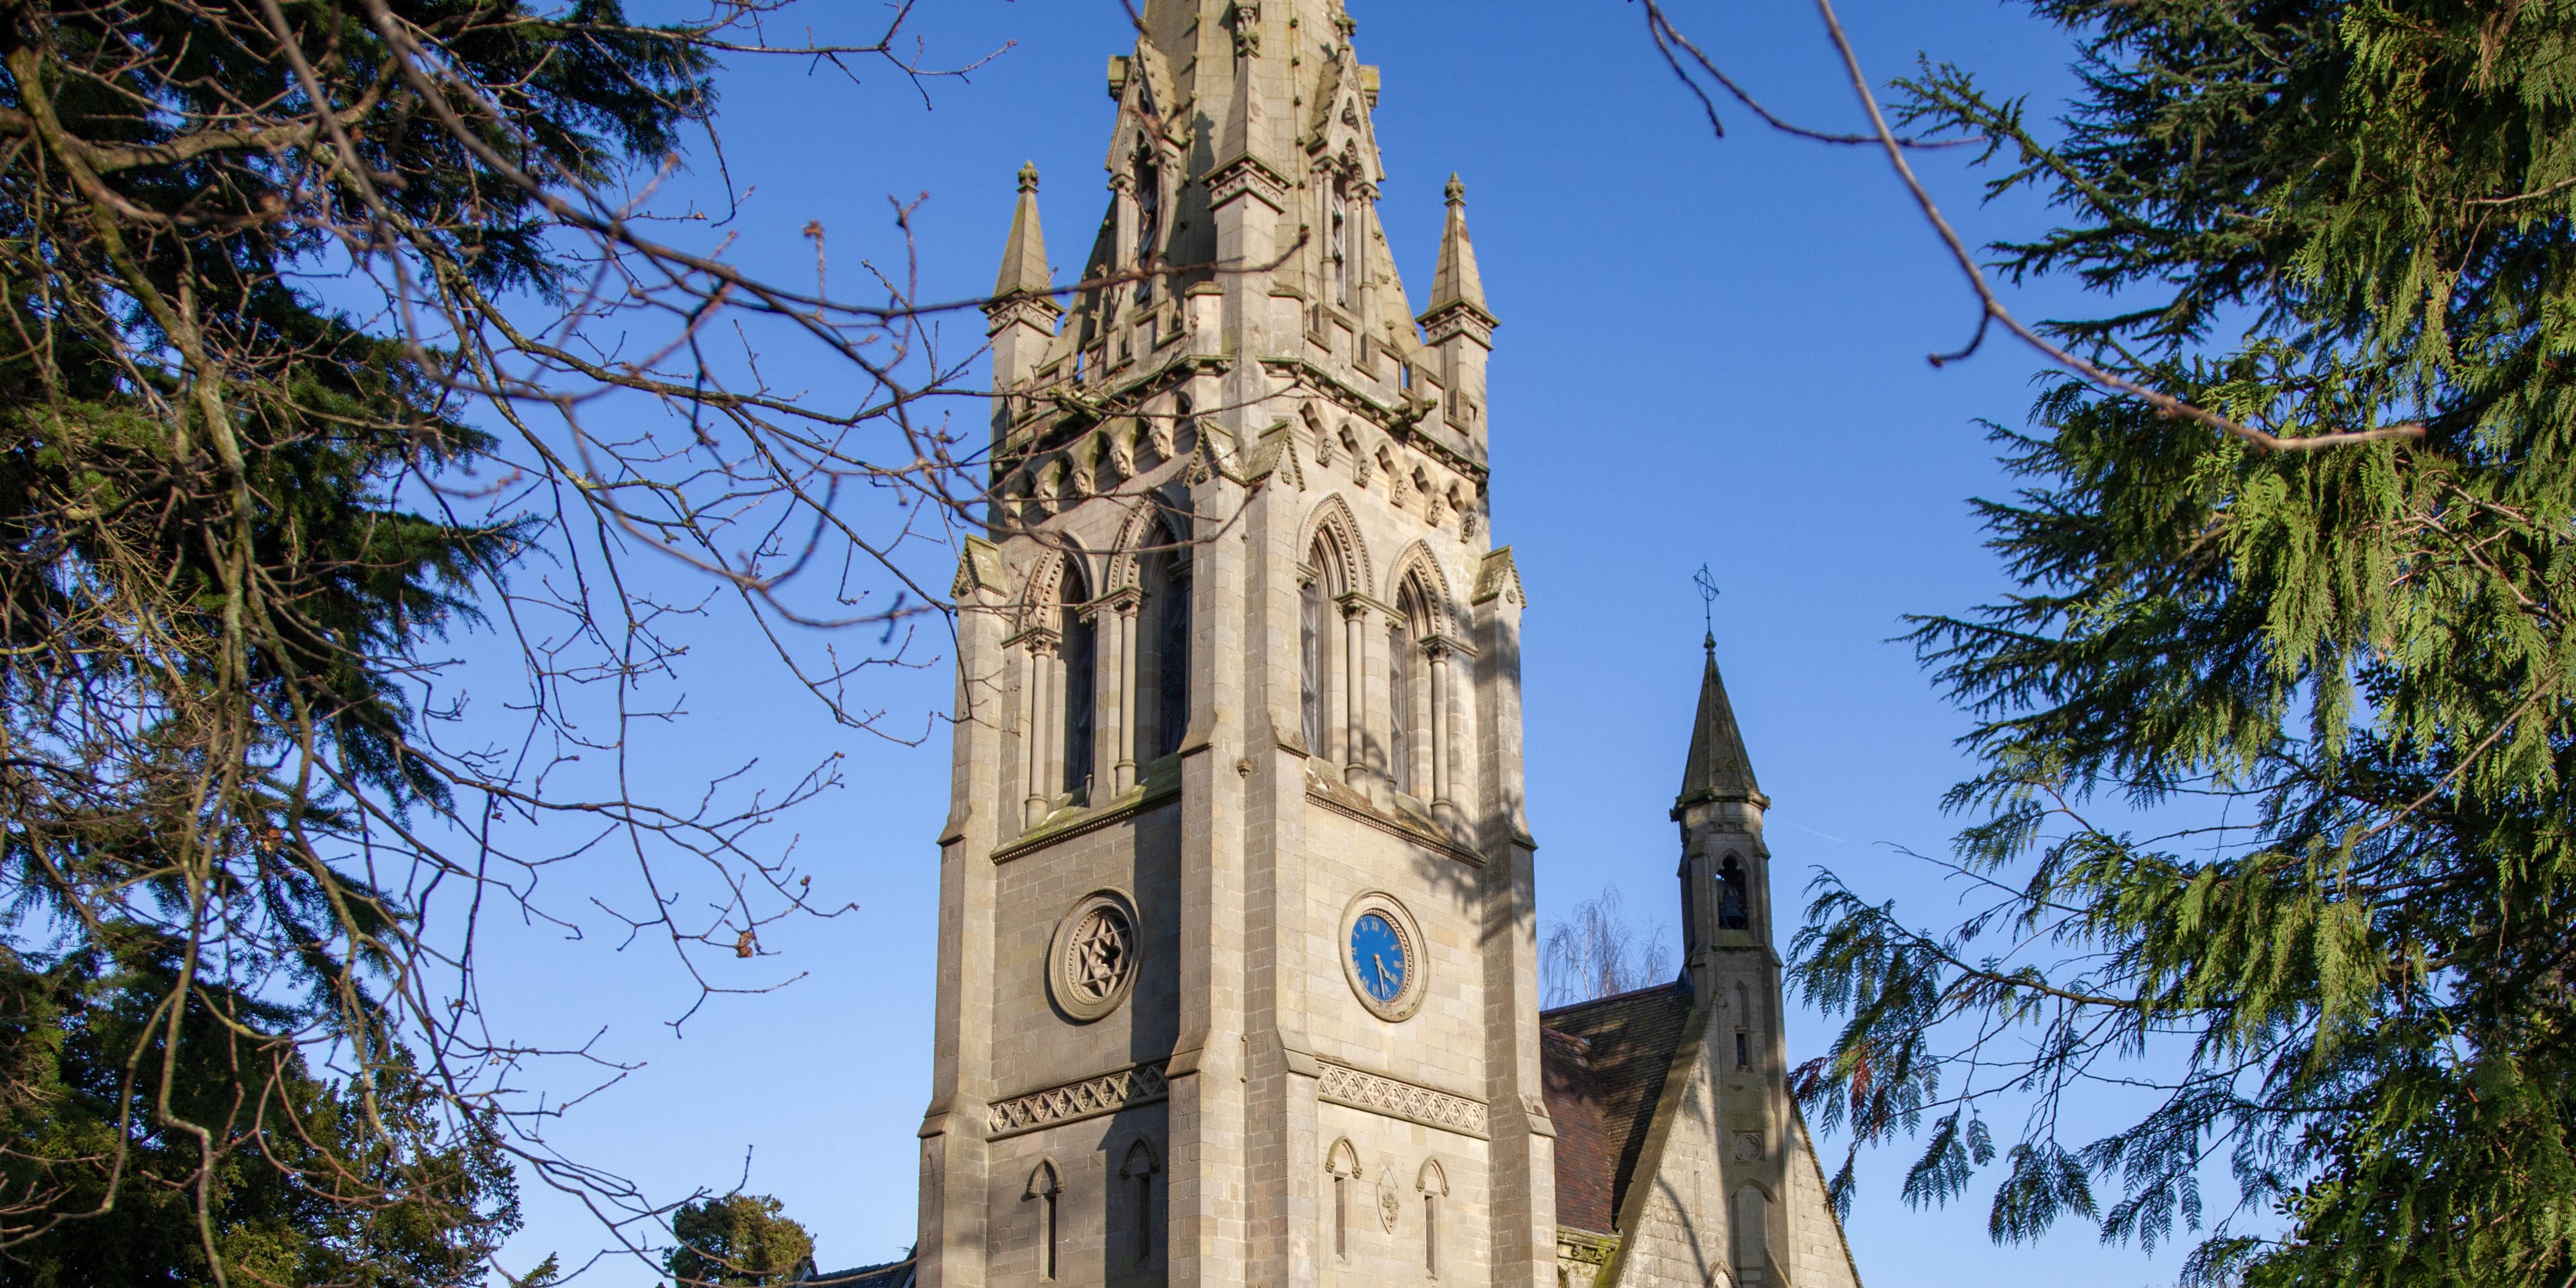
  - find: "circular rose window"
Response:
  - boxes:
[1049,889,1141,1022]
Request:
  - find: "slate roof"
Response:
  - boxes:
[802,1257,915,1288]
[1539,978,1695,1236]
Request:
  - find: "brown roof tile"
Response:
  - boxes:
[1542,1026,1615,1232]
[1540,980,1694,1236]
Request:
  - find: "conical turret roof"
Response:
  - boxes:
[1422,174,1494,324]
[991,162,1052,299]
[1677,637,1762,807]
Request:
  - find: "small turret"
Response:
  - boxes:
[1673,636,1772,997]
[1417,176,1497,454]
[985,162,1062,403]
[1204,45,1292,441]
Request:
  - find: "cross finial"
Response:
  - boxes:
[1693,563,1719,651]
[1017,161,1041,193]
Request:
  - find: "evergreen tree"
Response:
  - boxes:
[0,934,520,1287]
[0,0,952,1277]
[1781,4,2576,1286]
[0,2,719,1271]
[663,1194,813,1288]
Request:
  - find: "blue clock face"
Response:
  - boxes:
[1350,913,1408,1004]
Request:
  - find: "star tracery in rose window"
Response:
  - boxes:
[1066,908,1133,1002]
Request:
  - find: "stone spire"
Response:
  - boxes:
[1678,635,1764,809]
[991,161,1052,298]
[1422,173,1494,324]
[1208,45,1288,203]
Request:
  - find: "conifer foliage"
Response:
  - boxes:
[662,1194,814,1288]
[0,945,518,1287]
[1781,4,2576,1286]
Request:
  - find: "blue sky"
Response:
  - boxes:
[467,3,2219,1284]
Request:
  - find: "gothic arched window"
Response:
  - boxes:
[1027,1160,1063,1282]
[1148,528,1191,760]
[1060,564,1096,799]
[1388,583,1422,795]
[1418,1158,1448,1276]
[1719,856,1750,931]
[1326,1139,1361,1261]
[1121,1139,1161,1268]
[1301,537,1336,756]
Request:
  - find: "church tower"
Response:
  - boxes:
[914,7,1866,1288]
[922,4,1551,1287]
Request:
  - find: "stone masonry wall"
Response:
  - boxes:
[1605,1046,1730,1288]
[985,1103,1172,1288]
[989,802,1184,1099]
[1783,1116,1861,1288]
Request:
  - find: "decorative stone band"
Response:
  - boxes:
[1315,1061,1487,1138]
[987,1062,1169,1139]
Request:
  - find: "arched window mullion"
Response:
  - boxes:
[1027,1161,1063,1282]
[1060,567,1097,803]
[1151,537,1191,761]
[1300,538,1335,759]
[1418,1158,1447,1278]
[1388,591,1415,797]
[1121,1139,1160,1269]
[1328,174,1355,310]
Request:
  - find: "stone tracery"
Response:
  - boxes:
[1063,903,1132,1004]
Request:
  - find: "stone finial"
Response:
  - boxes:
[1228,0,1261,59]
[1017,161,1041,193]
[1444,173,1465,207]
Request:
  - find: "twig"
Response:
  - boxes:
[1803,0,2422,454]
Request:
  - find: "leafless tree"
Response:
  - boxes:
[1639,0,2420,452]
[1542,883,1675,1007]
[0,1,1220,1281]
